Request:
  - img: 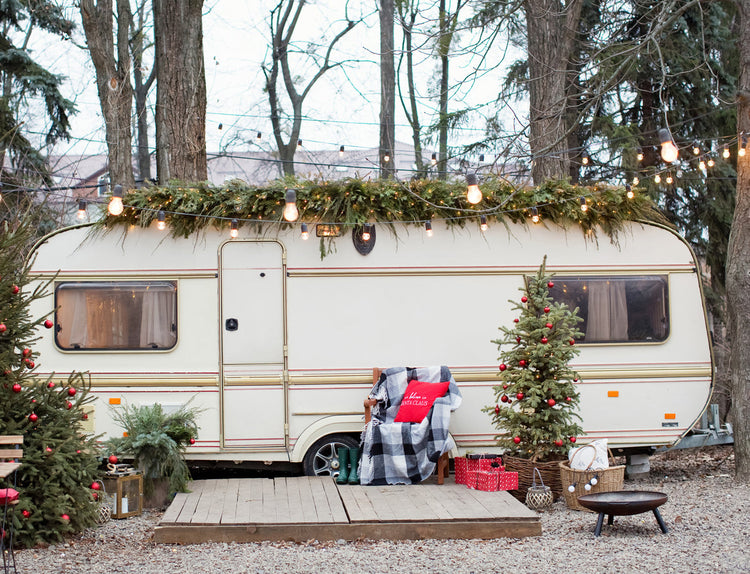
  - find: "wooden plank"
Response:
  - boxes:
[205,479,230,524]
[0,449,23,459]
[463,488,537,519]
[191,479,219,524]
[272,477,292,524]
[175,481,205,524]
[160,492,189,524]
[284,477,307,523]
[307,477,335,523]
[340,485,380,522]
[0,462,21,479]
[295,477,322,523]
[438,484,494,520]
[219,479,241,524]
[0,436,23,445]
[231,478,255,524]
[319,477,348,523]
[259,478,277,524]
[411,484,453,520]
[246,479,264,523]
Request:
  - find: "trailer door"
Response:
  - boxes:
[219,240,287,451]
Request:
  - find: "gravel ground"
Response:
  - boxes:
[14,446,749,574]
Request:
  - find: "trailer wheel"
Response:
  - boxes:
[302,434,359,477]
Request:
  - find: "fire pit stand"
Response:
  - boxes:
[576,491,668,537]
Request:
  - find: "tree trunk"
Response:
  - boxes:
[397,3,425,177]
[131,1,155,184]
[726,0,750,482]
[80,0,135,189]
[153,0,207,183]
[524,0,583,184]
[437,0,450,179]
[379,0,395,178]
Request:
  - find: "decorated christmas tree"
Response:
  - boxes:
[486,256,584,462]
[0,220,100,547]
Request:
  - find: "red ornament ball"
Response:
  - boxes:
[29,413,38,422]
[31,399,36,403]
[44,319,54,329]
[573,377,579,382]
[545,322,553,329]
[27,361,34,369]
[547,281,554,288]
[518,359,526,367]
[61,514,70,521]
[47,381,55,388]
[554,439,564,447]
[66,402,72,409]
[570,437,577,443]
[513,318,519,323]
[502,383,508,390]
[541,337,548,344]
[569,339,575,346]
[521,296,528,303]
[76,450,81,454]
[11,285,19,294]
[544,306,551,313]
[494,404,500,414]
[108,455,119,464]
[513,436,521,444]
[93,492,99,501]
[12,383,21,393]
[515,336,521,343]
[501,395,509,403]
[21,510,30,518]
[565,396,572,402]
[91,482,101,491]
[516,392,524,400]
[189,438,196,445]
[547,398,556,407]
[82,413,88,420]
[0,323,6,333]
[22,348,31,357]
[499,364,507,372]
[67,387,76,396]
[45,447,52,453]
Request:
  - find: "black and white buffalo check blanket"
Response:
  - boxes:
[359,366,462,486]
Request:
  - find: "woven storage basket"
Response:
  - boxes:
[559,446,625,511]
[504,456,564,502]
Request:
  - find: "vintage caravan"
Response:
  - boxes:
[28,218,713,475]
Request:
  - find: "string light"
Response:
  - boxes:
[722,145,730,159]
[581,153,589,166]
[654,174,661,183]
[76,199,87,221]
[692,142,701,155]
[632,176,639,185]
[658,128,679,163]
[108,184,124,216]
[579,197,587,212]
[301,223,309,240]
[283,189,299,222]
[383,153,390,163]
[666,173,673,185]
[479,154,485,162]
[256,132,262,141]
[465,173,482,204]
[626,184,634,199]
[480,214,488,231]
[339,145,345,157]
[531,206,540,223]
[157,210,166,230]
[707,158,715,167]
[740,134,747,157]
[636,148,644,162]
[230,219,239,238]
[699,160,706,170]
[297,139,302,149]
[425,220,433,237]
[362,223,372,242]
[431,153,437,166]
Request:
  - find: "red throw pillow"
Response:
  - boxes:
[0,488,19,505]
[394,380,450,423]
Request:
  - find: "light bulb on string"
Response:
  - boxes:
[654,173,661,184]
[300,223,309,240]
[676,169,683,178]
[256,132,262,142]
[740,135,747,157]
[383,153,390,163]
[658,128,679,163]
[465,173,482,204]
[579,197,588,212]
[339,145,345,158]
[626,184,635,199]
[479,154,485,162]
[283,189,299,222]
[431,153,437,166]
[297,139,302,149]
[723,145,730,159]
[632,176,639,186]
[76,199,87,221]
[699,160,706,171]
[692,142,701,155]
[707,158,715,167]
[157,210,166,230]
[666,173,673,185]
[636,148,644,162]
[581,153,589,166]
[230,219,239,238]
[531,206,540,223]
[362,223,372,242]
[425,221,433,237]
[480,214,488,231]
[108,184,124,216]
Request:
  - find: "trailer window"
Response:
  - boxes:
[54,281,177,350]
[549,276,668,343]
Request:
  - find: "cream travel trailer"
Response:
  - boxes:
[28,219,713,475]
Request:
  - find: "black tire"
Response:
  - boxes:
[302,433,359,477]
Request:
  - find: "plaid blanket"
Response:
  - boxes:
[359,366,462,486]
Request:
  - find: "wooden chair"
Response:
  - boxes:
[1,435,23,574]
[364,368,450,485]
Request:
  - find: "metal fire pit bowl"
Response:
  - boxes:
[577,490,668,537]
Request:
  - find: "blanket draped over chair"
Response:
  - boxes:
[359,366,462,485]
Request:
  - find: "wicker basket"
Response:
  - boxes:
[504,456,565,502]
[559,446,625,511]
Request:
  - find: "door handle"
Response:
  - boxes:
[225,318,238,331]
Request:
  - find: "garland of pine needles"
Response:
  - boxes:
[101,176,669,242]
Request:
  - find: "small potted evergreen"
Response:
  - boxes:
[106,401,201,506]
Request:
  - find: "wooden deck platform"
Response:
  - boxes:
[154,477,541,544]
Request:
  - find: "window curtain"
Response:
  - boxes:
[586,281,628,341]
[139,289,176,348]
[57,290,89,348]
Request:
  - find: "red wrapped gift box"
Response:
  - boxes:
[497,471,519,491]
[466,470,519,492]
[455,455,504,485]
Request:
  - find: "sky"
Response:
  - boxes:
[23,0,521,163]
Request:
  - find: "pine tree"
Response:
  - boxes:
[0,220,100,547]
[486,256,584,461]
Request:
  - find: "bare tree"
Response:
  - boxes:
[262,0,359,177]
[727,0,750,482]
[153,0,207,182]
[131,0,156,183]
[80,0,136,188]
[380,0,396,178]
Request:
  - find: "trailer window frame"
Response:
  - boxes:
[546,275,669,344]
[53,280,178,352]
